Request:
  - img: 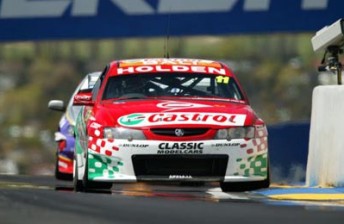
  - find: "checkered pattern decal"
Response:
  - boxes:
[235,153,268,176]
[235,136,268,177]
[87,151,123,180]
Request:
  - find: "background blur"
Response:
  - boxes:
[0,34,323,175]
[0,0,343,189]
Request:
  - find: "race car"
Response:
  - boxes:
[48,72,101,180]
[73,58,269,192]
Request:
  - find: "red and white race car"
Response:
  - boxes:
[73,58,269,192]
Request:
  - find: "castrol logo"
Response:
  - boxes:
[118,113,246,127]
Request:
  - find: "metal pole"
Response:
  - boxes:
[327,46,342,85]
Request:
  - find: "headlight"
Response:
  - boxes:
[214,127,255,140]
[104,127,146,140]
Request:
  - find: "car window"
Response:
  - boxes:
[92,78,102,101]
[102,73,244,101]
[92,66,109,101]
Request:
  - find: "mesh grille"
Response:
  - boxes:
[132,155,228,180]
[150,128,208,137]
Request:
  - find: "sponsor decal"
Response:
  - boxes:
[118,113,145,126]
[216,76,230,84]
[158,149,203,154]
[169,175,192,179]
[159,142,204,150]
[117,65,226,75]
[119,59,222,67]
[119,143,149,148]
[74,94,91,101]
[156,101,211,111]
[158,142,203,154]
[0,0,329,19]
[211,143,240,147]
[118,113,246,127]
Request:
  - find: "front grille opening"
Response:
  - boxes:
[132,155,228,179]
[150,128,208,137]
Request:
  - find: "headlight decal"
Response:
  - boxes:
[255,124,268,137]
[103,127,146,140]
[214,126,255,140]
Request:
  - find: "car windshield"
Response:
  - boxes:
[102,73,244,101]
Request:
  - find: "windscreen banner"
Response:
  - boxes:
[0,0,342,41]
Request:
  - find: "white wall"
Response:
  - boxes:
[306,86,344,187]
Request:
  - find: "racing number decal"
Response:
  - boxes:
[216,76,230,84]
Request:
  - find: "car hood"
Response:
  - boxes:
[95,99,258,128]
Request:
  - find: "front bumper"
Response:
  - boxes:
[86,138,268,182]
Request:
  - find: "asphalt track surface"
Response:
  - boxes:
[0,175,344,224]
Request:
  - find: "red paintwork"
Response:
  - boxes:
[57,140,66,152]
[58,155,73,174]
[99,99,255,124]
[73,92,93,106]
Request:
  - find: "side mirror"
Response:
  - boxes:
[73,92,94,106]
[48,100,66,112]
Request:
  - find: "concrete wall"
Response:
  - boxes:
[306,86,344,187]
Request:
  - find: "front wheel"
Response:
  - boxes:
[221,160,270,192]
[82,155,113,191]
[220,177,270,192]
[73,157,85,192]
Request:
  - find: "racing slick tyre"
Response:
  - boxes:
[55,154,72,181]
[220,160,270,192]
[220,177,270,192]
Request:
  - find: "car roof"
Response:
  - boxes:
[106,58,234,77]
